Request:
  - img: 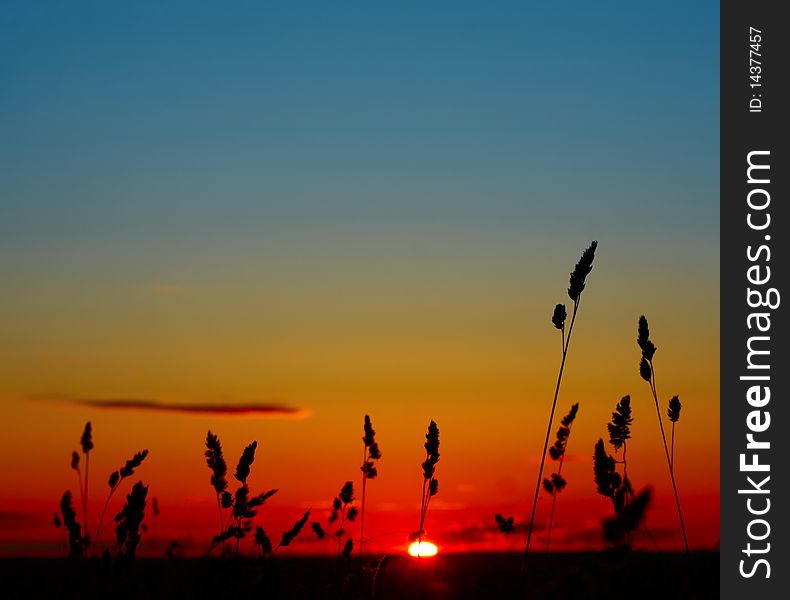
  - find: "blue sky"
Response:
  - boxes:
[2,1,718,244]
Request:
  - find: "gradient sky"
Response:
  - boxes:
[0,1,719,556]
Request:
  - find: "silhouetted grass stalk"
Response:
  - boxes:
[545,460,564,551]
[413,421,440,595]
[525,241,597,566]
[638,316,688,553]
[91,449,149,555]
[647,363,688,552]
[544,403,578,552]
[81,422,92,541]
[359,415,381,557]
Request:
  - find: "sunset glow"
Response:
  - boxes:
[408,541,438,557]
[0,0,719,562]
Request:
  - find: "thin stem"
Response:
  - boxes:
[648,361,689,553]
[91,484,118,556]
[83,453,90,539]
[418,478,428,534]
[74,466,85,532]
[524,297,581,567]
[337,507,348,557]
[545,454,565,552]
[235,514,242,558]
[360,445,367,557]
[622,442,630,546]
[670,423,676,472]
[215,493,226,553]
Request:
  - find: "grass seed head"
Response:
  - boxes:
[552,303,567,330]
[80,422,93,454]
[234,441,257,484]
[668,395,682,423]
[607,395,633,451]
[280,509,311,547]
[421,421,440,480]
[568,241,598,303]
[495,514,515,533]
[204,431,228,493]
[637,315,657,360]
[254,526,272,555]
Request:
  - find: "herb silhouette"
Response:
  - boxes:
[495,514,515,534]
[410,420,440,551]
[59,423,149,557]
[325,481,357,558]
[593,395,653,547]
[59,491,85,558]
[542,403,579,551]
[525,241,597,563]
[114,481,148,559]
[205,431,229,550]
[70,422,93,544]
[206,435,280,558]
[638,316,689,552]
[254,509,311,557]
[359,415,382,557]
[93,449,149,554]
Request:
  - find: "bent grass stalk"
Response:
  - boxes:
[544,403,578,552]
[524,241,597,567]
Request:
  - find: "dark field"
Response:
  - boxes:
[1,552,718,599]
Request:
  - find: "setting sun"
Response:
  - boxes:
[408,541,439,557]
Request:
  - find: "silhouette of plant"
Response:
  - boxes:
[322,481,357,557]
[342,538,354,560]
[526,241,597,563]
[53,512,66,556]
[68,422,93,547]
[667,395,682,470]
[593,433,651,547]
[93,449,149,554]
[359,414,382,557]
[254,509,311,557]
[59,423,148,557]
[311,522,326,539]
[637,316,689,553]
[59,491,85,558]
[411,420,440,550]
[204,434,282,558]
[542,403,579,551]
[254,526,273,557]
[115,481,148,559]
[495,514,515,533]
[205,431,229,549]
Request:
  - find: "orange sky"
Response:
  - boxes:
[0,240,720,557]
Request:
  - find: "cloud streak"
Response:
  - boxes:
[31,394,310,419]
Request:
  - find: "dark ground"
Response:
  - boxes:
[0,552,718,599]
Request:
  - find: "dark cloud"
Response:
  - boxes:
[30,394,310,419]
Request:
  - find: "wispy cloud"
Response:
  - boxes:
[30,394,310,419]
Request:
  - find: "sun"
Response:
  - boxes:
[408,540,438,557]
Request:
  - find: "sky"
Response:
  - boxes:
[0,1,719,556]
